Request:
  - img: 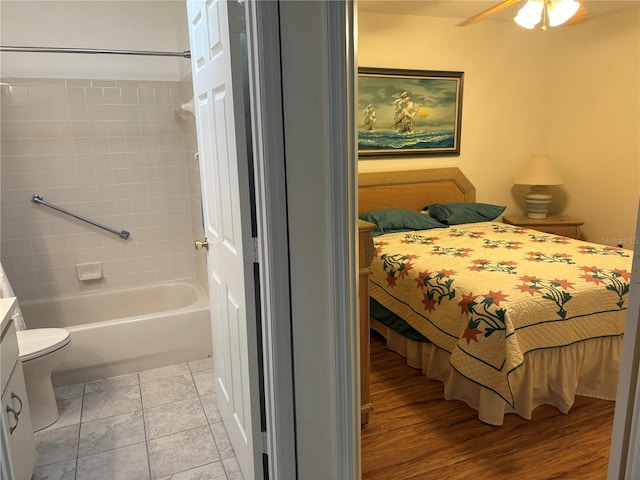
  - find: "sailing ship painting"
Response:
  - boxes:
[363,104,377,131]
[393,91,416,134]
[358,68,464,156]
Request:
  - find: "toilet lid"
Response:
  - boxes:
[16,328,71,361]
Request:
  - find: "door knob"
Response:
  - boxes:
[195,238,209,251]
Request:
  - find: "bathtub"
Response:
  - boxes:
[20,281,212,386]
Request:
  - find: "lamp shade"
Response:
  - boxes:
[514,1,543,29]
[548,0,580,27]
[513,0,581,30]
[513,154,565,186]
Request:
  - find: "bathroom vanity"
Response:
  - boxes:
[1,298,36,480]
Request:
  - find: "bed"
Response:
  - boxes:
[359,168,631,426]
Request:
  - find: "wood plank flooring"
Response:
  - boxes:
[361,332,614,480]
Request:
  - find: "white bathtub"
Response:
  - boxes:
[20,282,212,386]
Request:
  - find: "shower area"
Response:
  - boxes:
[0,1,211,385]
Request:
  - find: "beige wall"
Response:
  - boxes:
[0,0,189,81]
[548,9,640,247]
[358,8,640,248]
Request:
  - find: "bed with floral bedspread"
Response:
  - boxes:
[369,221,632,424]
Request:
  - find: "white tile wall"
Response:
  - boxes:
[0,76,206,301]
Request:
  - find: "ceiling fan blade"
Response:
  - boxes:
[457,0,523,26]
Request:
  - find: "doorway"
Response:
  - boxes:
[355,2,640,478]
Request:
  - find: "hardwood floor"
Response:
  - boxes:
[361,332,614,480]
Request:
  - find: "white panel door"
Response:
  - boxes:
[187,1,262,478]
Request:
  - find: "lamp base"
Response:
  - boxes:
[524,192,552,219]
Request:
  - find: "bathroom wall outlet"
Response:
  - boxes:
[76,262,103,281]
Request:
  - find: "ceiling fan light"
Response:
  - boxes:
[547,0,580,26]
[514,1,543,29]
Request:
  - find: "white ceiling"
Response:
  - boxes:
[358,0,639,23]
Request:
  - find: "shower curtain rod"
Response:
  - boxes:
[0,46,191,58]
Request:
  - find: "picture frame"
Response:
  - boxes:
[358,67,464,157]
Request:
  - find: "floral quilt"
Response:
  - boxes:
[369,221,632,407]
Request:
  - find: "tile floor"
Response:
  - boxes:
[31,357,243,480]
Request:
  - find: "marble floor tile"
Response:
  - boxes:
[140,374,198,408]
[156,461,228,480]
[210,421,236,461]
[78,410,146,457]
[30,358,241,480]
[144,397,208,440]
[84,372,139,394]
[31,458,76,480]
[139,362,191,383]
[40,396,82,432]
[34,424,80,467]
[81,384,142,422]
[53,383,84,401]
[199,393,222,424]
[187,357,214,373]
[75,442,150,480]
[147,425,219,479]
[223,457,245,480]
[191,370,216,396]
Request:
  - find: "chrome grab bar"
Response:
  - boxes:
[32,194,130,240]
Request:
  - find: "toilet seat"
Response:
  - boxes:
[16,328,71,362]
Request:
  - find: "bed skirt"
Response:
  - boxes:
[370,318,620,426]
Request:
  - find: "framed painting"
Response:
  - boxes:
[358,68,464,157]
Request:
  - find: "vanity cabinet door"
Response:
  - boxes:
[2,363,36,480]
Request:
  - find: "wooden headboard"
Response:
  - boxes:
[358,167,476,213]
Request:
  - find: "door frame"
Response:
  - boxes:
[324,1,360,476]
[276,0,358,477]
[608,201,640,479]
[243,1,297,478]
[200,1,358,477]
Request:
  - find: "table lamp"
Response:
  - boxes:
[513,154,565,219]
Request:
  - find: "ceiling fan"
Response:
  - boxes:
[458,0,588,30]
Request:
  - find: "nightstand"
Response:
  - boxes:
[358,219,375,424]
[503,215,584,240]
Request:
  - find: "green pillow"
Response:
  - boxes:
[426,202,506,225]
[359,209,448,236]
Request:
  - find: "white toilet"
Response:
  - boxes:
[16,328,71,431]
